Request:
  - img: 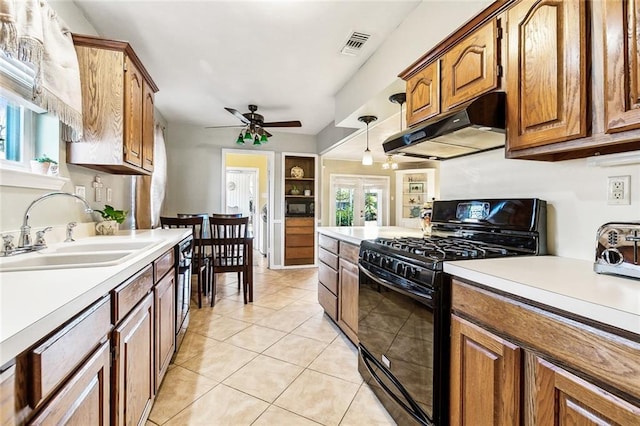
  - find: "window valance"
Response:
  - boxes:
[0,0,83,141]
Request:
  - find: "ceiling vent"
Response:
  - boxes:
[340,32,371,56]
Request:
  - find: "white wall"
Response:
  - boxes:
[440,149,640,261]
[165,123,317,266]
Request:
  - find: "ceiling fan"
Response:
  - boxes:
[206,104,302,145]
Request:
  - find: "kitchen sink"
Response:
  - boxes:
[0,251,135,272]
[43,240,157,254]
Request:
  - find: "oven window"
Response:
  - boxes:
[358,279,435,420]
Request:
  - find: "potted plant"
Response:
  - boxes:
[94,204,127,235]
[290,185,301,195]
[30,155,57,175]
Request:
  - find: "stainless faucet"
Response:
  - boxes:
[18,192,93,249]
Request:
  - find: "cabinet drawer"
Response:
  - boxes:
[285,246,314,260]
[318,234,339,254]
[318,262,338,295]
[112,265,153,324]
[339,242,359,264]
[286,234,314,247]
[286,225,314,235]
[319,247,338,270]
[286,217,314,227]
[28,296,111,407]
[29,341,110,425]
[318,283,337,321]
[154,248,174,282]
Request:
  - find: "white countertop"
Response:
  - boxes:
[317,226,425,246]
[0,229,190,366]
[319,226,639,336]
[445,256,640,335]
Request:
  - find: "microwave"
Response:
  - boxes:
[287,202,312,216]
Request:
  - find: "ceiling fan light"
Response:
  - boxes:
[244,130,252,140]
[382,161,390,170]
[391,161,398,169]
[362,148,373,166]
[253,135,261,145]
[260,134,268,143]
[236,133,245,144]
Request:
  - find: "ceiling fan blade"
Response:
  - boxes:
[224,107,251,125]
[261,120,302,128]
[204,125,245,129]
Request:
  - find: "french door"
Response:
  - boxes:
[330,175,389,227]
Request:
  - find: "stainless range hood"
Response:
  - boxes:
[383,91,506,160]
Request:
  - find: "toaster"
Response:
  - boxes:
[594,221,640,279]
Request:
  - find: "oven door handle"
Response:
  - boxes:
[359,263,433,303]
[360,346,431,425]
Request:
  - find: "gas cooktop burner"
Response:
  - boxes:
[374,236,518,261]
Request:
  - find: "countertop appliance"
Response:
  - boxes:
[594,221,640,279]
[382,91,506,161]
[358,198,547,425]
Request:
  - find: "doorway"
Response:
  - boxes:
[222,149,274,268]
[330,175,390,227]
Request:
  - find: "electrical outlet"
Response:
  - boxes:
[74,185,86,199]
[607,175,630,205]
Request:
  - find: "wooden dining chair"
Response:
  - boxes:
[207,216,251,306]
[159,216,208,308]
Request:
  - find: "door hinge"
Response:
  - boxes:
[111,344,119,362]
[497,26,503,40]
[497,64,503,78]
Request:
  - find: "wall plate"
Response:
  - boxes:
[607,175,630,205]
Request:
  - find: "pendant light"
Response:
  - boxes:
[384,92,406,170]
[236,132,245,145]
[358,115,377,166]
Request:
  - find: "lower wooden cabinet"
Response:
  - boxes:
[450,279,640,426]
[112,292,154,426]
[284,217,315,266]
[449,315,521,426]
[317,234,360,345]
[154,271,175,390]
[29,341,110,426]
[527,353,640,425]
[337,251,359,344]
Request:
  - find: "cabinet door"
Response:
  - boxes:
[112,292,154,426]
[337,258,358,344]
[406,61,440,127]
[506,0,587,151]
[123,56,144,168]
[441,20,499,111]
[154,271,175,391]
[450,315,521,426]
[29,341,110,426]
[528,354,640,425]
[142,81,155,171]
[603,0,640,133]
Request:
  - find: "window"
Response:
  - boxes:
[0,54,65,188]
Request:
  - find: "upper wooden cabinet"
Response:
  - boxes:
[68,34,158,175]
[603,0,640,134]
[441,20,500,112]
[506,0,587,151]
[406,61,441,127]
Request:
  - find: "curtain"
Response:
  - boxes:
[150,124,167,227]
[0,0,83,140]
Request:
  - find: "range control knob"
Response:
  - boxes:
[404,266,415,278]
[395,263,405,275]
[601,248,624,265]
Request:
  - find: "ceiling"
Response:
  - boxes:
[71,0,421,146]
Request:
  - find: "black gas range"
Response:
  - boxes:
[357,198,547,425]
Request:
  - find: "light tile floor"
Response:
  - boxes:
[147,254,396,425]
